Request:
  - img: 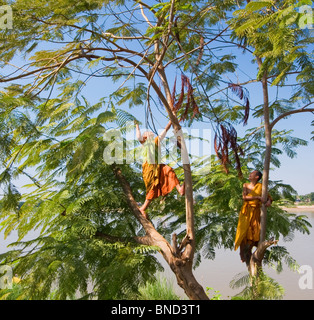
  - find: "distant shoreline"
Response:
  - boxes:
[280,205,314,213]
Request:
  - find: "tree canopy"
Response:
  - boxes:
[0,0,313,300]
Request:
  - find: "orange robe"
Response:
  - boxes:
[142,137,179,200]
[234,182,263,252]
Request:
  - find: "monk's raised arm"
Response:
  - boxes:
[242,183,248,200]
[135,121,143,142]
[158,120,172,142]
[242,183,261,201]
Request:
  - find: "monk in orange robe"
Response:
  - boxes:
[135,121,185,218]
[234,170,272,263]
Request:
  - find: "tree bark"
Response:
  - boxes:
[105,31,204,298]
[248,239,278,277]
[257,56,271,245]
[111,164,209,300]
[247,57,274,278]
[156,64,196,270]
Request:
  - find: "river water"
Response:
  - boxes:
[1,210,314,300]
[174,210,314,300]
[163,210,314,300]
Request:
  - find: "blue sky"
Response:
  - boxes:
[74,52,313,195]
[7,74,314,197]
[43,42,312,196]
[1,4,313,197]
[267,114,314,195]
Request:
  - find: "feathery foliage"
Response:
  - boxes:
[230,270,285,300]
[0,0,312,300]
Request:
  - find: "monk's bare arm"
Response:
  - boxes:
[242,183,261,201]
[242,183,247,199]
[135,122,143,142]
[265,194,273,207]
[158,120,172,141]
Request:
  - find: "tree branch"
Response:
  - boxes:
[0,55,78,83]
[270,104,314,129]
[253,238,279,263]
[178,234,192,253]
[95,231,151,246]
[165,26,229,68]
[110,164,177,259]
[248,238,278,277]
[172,233,179,256]
[138,2,154,27]
[111,164,151,226]
[30,16,155,66]
[134,0,156,14]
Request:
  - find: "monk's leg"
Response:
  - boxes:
[139,199,151,219]
[240,241,254,265]
[175,182,185,196]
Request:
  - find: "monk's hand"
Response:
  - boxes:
[265,199,272,207]
[260,196,267,203]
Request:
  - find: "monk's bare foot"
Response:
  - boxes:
[181,182,185,195]
[176,182,185,196]
[139,207,149,219]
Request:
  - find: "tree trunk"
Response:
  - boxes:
[258,56,271,245]
[112,165,209,300]
[248,57,273,278]
[157,66,198,280]
[105,28,208,299]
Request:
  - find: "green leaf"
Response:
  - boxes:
[245,1,274,12]
[96,111,116,124]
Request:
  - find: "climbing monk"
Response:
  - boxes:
[234,170,272,264]
[135,120,185,219]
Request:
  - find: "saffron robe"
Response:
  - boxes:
[234,182,263,251]
[142,137,179,200]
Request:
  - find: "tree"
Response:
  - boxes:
[0,0,237,300]
[229,0,314,277]
[0,0,312,300]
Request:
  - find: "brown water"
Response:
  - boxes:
[162,211,314,300]
[1,211,314,300]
